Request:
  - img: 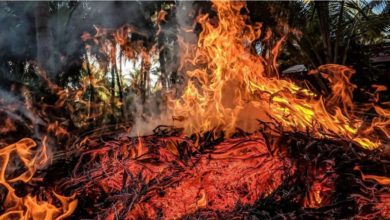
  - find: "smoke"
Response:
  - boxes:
[0,1,204,138]
[127,1,200,136]
[176,1,198,44]
[0,2,157,80]
[0,86,50,168]
[128,93,171,137]
[0,2,162,133]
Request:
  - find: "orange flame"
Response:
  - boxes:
[0,138,77,219]
[169,1,388,149]
[354,165,390,185]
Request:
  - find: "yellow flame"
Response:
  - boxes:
[169,1,388,149]
[0,138,77,219]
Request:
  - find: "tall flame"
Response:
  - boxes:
[0,138,77,219]
[170,1,388,149]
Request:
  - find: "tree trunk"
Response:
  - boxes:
[342,21,358,65]
[140,54,150,104]
[115,52,128,121]
[334,1,344,63]
[315,2,332,63]
[302,37,323,66]
[110,64,116,123]
[84,53,95,124]
[158,33,167,90]
[35,2,55,80]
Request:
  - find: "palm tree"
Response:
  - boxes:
[249,0,390,69]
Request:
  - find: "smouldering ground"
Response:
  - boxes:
[61,132,293,219]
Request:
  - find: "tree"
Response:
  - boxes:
[248,0,390,69]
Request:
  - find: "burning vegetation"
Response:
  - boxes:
[0,1,390,219]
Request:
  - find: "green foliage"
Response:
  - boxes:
[252,0,389,68]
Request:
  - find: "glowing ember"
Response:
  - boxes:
[62,133,293,219]
[377,194,390,218]
[126,135,292,219]
[303,161,337,208]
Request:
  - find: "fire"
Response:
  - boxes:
[303,161,337,208]
[169,1,388,149]
[354,165,390,185]
[65,133,292,219]
[0,138,77,219]
[1,1,389,219]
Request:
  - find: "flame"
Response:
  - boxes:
[169,1,388,149]
[196,189,207,208]
[0,138,77,219]
[354,166,390,185]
